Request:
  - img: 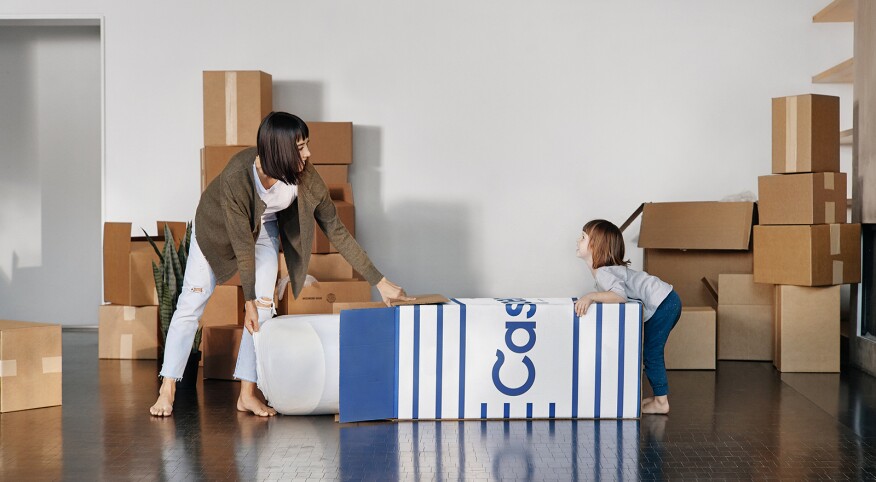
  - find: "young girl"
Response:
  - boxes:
[574,219,682,414]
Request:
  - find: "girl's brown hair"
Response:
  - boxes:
[583,219,630,269]
[257,111,309,185]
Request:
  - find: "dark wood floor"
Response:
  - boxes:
[3,331,876,481]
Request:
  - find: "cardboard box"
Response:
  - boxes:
[201,146,251,191]
[307,253,355,281]
[313,184,355,254]
[0,320,62,412]
[637,202,756,307]
[98,305,158,359]
[774,285,840,372]
[333,301,386,314]
[201,285,245,329]
[314,164,349,185]
[758,172,847,225]
[753,224,861,286]
[307,122,352,164]
[278,280,371,315]
[664,307,716,370]
[339,299,643,422]
[716,274,773,361]
[203,70,272,146]
[103,222,162,306]
[202,324,243,380]
[772,94,839,174]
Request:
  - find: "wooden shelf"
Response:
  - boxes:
[841,129,853,145]
[813,0,854,23]
[813,57,854,83]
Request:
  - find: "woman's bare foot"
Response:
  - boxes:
[149,378,176,417]
[237,381,277,417]
[642,395,670,414]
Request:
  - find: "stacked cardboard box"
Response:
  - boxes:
[0,320,62,412]
[754,94,861,372]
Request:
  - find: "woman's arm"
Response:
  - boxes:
[574,291,626,316]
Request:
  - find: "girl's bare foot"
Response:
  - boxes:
[149,378,176,417]
[642,395,670,414]
[237,380,277,417]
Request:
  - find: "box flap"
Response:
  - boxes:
[156,221,188,246]
[638,202,754,250]
[104,222,133,304]
[339,307,399,422]
[390,294,451,306]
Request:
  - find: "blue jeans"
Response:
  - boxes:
[643,290,682,397]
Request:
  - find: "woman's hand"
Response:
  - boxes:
[244,300,260,334]
[575,294,594,317]
[376,277,414,306]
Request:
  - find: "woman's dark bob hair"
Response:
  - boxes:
[256,112,309,185]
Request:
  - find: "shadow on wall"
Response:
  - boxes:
[272,80,324,121]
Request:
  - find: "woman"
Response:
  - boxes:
[150,112,409,417]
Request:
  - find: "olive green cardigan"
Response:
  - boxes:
[195,147,383,301]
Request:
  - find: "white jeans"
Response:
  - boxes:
[159,221,280,382]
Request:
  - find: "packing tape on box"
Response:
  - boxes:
[825,202,836,224]
[834,261,843,285]
[0,360,16,377]
[824,173,835,190]
[123,306,136,321]
[830,224,841,255]
[785,96,798,172]
[225,71,238,145]
[120,334,133,359]
[42,356,62,374]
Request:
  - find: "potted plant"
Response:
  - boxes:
[145,222,202,388]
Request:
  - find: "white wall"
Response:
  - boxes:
[1,1,854,302]
[0,25,101,325]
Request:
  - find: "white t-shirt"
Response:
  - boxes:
[253,164,298,223]
[594,266,673,321]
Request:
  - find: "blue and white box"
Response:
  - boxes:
[339,298,643,422]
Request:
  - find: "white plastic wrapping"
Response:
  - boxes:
[253,314,340,415]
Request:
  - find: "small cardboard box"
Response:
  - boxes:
[758,172,847,225]
[201,285,245,329]
[307,253,355,280]
[716,274,773,361]
[753,224,861,286]
[772,94,839,174]
[664,307,716,370]
[637,202,756,307]
[202,324,243,380]
[203,71,272,146]
[314,164,349,185]
[278,280,371,315]
[0,320,62,412]
[103,223,162,306]
[98,305,159,359]
[774,285,840,372]
[307,122,352,164]
[201,146,251,191]
[313,184,355,254]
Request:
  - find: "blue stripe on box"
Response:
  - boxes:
[339,307,399,423]
[571,298,579,418]
[526,403,533,419]
[595,303,603,418]
[394,308,400,418]
[549,403,556,419]
[451,299,467,418]
[636,303,643,418]
[503,403,510,418]
[616,305,625,417]
[412,305,420,419]
[481,403,487,419]
[436,305,443,419]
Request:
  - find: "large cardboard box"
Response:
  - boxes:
[202,324,243,380]
[664,307,716,370]
[716,274,773,361]
[98,305,158,359]
[0,320,62,412]
[772,94,840,174]
[758,172,847,225]
[307,253,355,281]
[201,146,251,191]
[339,299,643,422]
[308,122,353,164]
[203,70,272,146]
[753,224,861,286]
[103,222,162,306]
[313,184,355,254]
[774,285,840,372]
[201,285,245,328]
[278,280,371,315]
[314,164,349,185]
[637,202,756,307]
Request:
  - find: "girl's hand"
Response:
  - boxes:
[244,300,260,334]
[376,277,414,306]
[575,295,593,317]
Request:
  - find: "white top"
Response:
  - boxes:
[594,266,673,321]
[253,163,298,223]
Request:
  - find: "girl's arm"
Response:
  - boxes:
[575,291,626,316]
